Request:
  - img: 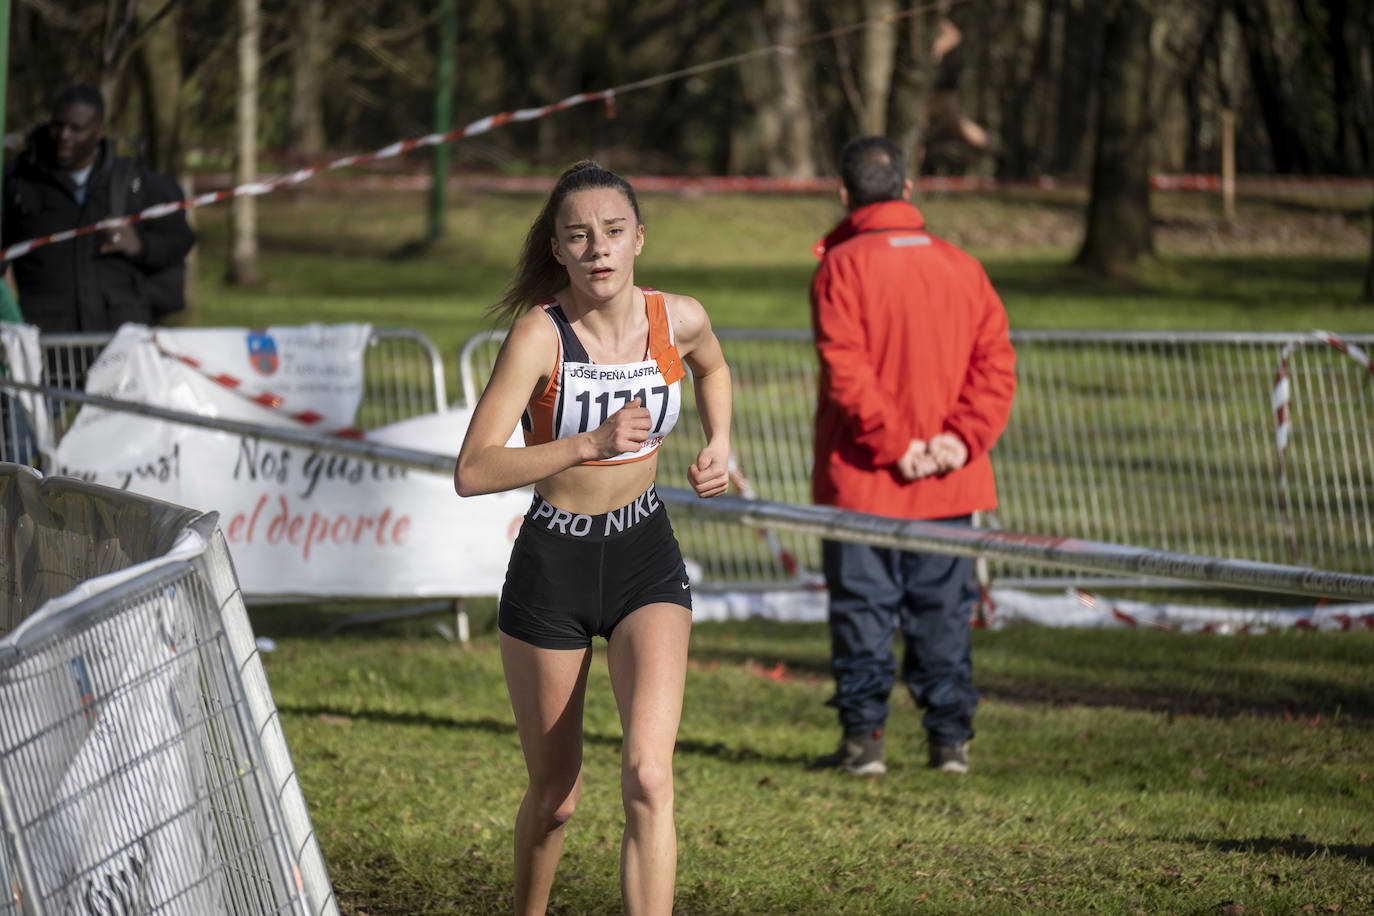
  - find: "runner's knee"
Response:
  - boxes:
[529,770,582,828]
[621,759,674,814]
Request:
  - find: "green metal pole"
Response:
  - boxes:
[428,0,457,241]
[0,0,10,210]
[0,0,16,318]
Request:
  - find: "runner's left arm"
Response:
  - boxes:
[673,294,731,498]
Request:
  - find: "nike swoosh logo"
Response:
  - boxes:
[681,581,690,589]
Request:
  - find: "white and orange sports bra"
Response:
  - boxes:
[522,289,686,465]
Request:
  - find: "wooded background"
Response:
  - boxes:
[8,0,1371,179]
[5,0,1374,284]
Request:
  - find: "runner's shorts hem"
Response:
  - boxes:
[499,485,692,649]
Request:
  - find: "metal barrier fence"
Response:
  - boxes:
[8,384,1374,608]
[0,326,446,467]
[460,328,1374,589]
[0,465,337,916]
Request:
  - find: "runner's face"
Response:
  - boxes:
[49,102,105,171]
[551,188,644,302]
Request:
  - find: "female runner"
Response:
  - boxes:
[455,160,732,915]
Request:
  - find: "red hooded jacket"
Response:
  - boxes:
[810,199,1016,519]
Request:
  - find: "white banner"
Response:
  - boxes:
[53,325,528,598]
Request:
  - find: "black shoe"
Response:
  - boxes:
[928,740,969,774]
[810,729,886,776]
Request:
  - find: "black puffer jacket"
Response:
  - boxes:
[2,128,196,333]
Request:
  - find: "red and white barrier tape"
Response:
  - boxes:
[1053,587,1374,633]
[1271,330,1374,562]
[153,333,365,439]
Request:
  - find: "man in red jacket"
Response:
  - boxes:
[808,136,1016,776]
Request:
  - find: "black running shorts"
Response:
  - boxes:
[498,485,693,650]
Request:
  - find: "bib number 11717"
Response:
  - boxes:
[574,385,670,432]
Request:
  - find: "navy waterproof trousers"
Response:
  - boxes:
[822,516,978,746]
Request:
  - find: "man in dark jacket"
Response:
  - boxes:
[2,84,195,334]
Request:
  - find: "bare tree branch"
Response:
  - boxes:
[352,27,433,88]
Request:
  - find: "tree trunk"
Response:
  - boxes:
[1364,204,1374,303]
[1231,0,1308,172]
[1075,0,1155,275]
[1000,1,1053,179]
[730,11,781,174]
[169,172,201,326]
[228,0,260,286]
[98,0,189,123]
[288,0,329,156]
[1052,3,1106,176]
[98,0,137,116]
[134,0,182,174]
[886,6,940,169]
[134,0,199,327]
[858,0,898,136]
[1323,0,1369,173]
[1035,0,1065,176]
[773,0,816,177]
[732,2,815,178]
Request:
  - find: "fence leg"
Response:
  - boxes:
[455,598,470,648]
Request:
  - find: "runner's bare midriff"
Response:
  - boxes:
[535,454,660,516]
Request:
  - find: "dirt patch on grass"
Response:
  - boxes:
[980,681,1374,726]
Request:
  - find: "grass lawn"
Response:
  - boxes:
[192,182,1372,913]
[256,611,1374,915]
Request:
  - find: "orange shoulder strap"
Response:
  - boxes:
[646,292,685,385]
